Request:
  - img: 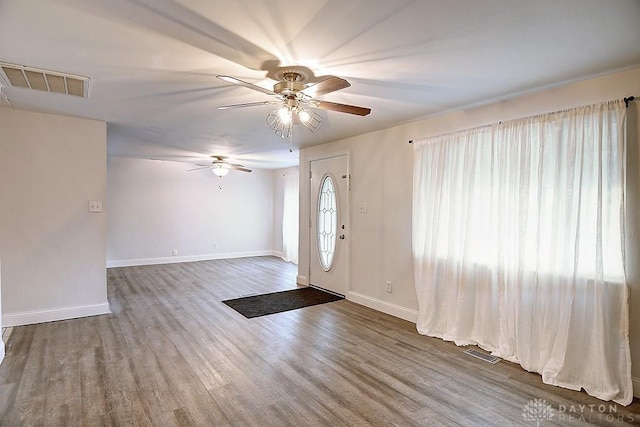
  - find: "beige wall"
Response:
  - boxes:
[273,167,299,260]
[0,258,3,364]
[299,66,640,395]
[625,98,640,398]
[0,108,109,326]
[106,157,276,266]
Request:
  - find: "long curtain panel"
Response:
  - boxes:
[282,173,299,264]
[412,100,631,405]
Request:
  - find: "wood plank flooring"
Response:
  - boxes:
[1,256,640,426]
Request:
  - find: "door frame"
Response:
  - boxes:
[307,151,351,298]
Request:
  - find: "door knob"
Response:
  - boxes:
[339,234,345,240]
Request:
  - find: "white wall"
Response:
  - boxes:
[625,95,640,399]
[0,108,109,326]
[299,66,640,395]
[299,131,416,316]
[272,167,299,259]
[107,157,276,266]
[0,258,3,364]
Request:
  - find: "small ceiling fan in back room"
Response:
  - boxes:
[188,155,252,177]
[216,65,371,151]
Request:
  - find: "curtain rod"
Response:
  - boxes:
[409,96,637,143]
[624,96,636,108]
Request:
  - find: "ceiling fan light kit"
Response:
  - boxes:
[266,104,323,139]
[266,108,291,139]
[211,164,229,177]
[217,66,370,146]
[189,155,252,177]
[298,108,323,132]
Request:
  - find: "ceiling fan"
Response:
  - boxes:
[217,66,371,139]
[188,155,252,177]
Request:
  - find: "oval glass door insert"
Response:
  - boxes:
[317,174,337,271]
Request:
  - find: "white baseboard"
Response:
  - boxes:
[347,292,418,323]
[296,275,309,286]
[107,250,280,268]
[2,302,111,327]
[0,340,4,366]
[633,376,640,398]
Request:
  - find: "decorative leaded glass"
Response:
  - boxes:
[317,175,337,270]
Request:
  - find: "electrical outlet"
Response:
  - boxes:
[386,281,392,293]
[171,249,178,256]
[88,201,103,213]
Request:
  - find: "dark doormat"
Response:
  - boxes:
[222,286,344,318]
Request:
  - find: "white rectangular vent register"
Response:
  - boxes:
[463,348,501,364]
[0,62,89,98]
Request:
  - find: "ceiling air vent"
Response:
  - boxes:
[0,62,89,98]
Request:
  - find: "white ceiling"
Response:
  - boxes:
[1,0,639,169]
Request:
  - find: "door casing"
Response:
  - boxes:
[307,152,350,296]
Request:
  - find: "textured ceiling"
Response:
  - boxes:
[1,0,639,168]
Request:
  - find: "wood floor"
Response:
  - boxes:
[1,256,640,426]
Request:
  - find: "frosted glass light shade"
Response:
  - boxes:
[212,165,229,176]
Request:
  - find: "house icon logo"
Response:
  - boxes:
[522,399,555,426]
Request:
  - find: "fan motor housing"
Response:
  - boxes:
[274,80,306,95]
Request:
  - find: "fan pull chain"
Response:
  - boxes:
[289,122,294,153]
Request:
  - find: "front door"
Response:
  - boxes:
[309,154,348,296]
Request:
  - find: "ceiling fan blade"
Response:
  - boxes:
[314,101,371,116]
[217,101,279,110]
[301,76,350,97]
[217,75,277,95]
[230,165,252,173]
[188,166,211,171]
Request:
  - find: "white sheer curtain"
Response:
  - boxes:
[412,100,632,405]
[282,173,299,264]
